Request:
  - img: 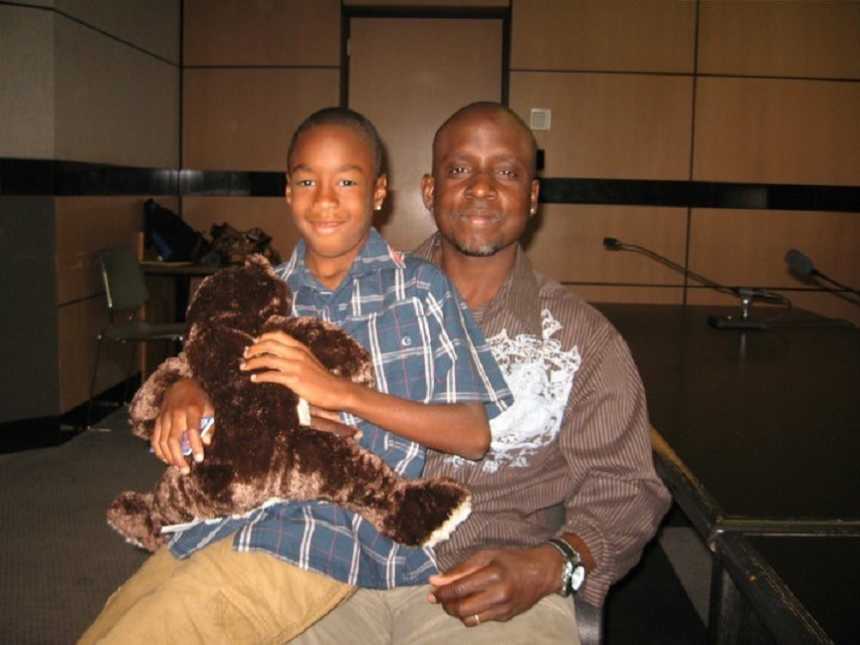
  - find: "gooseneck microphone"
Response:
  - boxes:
[785,248,860,305]
[602,237,791,330]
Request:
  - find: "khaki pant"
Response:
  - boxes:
[294,584,580,645]
[78,536,352,645]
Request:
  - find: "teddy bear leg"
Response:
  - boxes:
[382,478,473,548]
[107,491,166,552]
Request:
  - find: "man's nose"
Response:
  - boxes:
[465,170,496,199]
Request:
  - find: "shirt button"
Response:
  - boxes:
[401,336,412,347]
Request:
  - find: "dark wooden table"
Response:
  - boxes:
[141,261,220,321]
[713,533,860,645]
[596,304,860,643]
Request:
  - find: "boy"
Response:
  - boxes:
[80,108,511,644]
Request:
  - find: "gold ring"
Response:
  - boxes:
[473,613,481,626]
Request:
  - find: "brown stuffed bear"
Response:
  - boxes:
[107,255,472,552]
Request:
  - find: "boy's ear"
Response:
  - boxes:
[420,174,434,212]
[373,175,388,211]
[284,176,292,205]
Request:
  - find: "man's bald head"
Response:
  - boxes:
[431,102,538,176]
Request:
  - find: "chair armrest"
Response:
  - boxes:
[574,596,603,645]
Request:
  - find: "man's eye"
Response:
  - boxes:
[448,166,467,176]
[497,169,516,178]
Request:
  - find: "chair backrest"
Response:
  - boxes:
[98,246,149,312]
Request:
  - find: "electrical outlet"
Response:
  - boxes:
[530,108,552,131]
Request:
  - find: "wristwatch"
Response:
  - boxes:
[546,537,586,596]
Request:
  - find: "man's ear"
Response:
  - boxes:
[373,174,388,211]
[528,178,540,218]
[421,174,435,211]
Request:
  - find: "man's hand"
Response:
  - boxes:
[152,378,214,474]
[428,546,564,627]
[241,332,353,411]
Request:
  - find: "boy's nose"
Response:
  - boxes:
[314,186,338,209]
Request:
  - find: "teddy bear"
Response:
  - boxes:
[107,255,472,552]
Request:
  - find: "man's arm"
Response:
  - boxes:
[557,328,671,607]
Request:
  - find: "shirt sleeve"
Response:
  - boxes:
[558,325,671,607]
[420,266,513,420]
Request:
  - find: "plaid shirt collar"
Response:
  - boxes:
[280,228,406,295]
[413,233,543,335]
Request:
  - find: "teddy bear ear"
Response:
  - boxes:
[244,253,278,277]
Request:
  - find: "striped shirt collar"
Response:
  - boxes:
[280,227,406,293]
[413,233,543,335]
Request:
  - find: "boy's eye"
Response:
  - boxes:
[295,179,314,187]
[339,178,358,187]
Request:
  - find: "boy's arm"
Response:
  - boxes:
[243,332,491,460]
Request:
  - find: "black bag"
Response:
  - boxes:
[144,199,209,262]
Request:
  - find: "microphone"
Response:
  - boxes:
[785,248,860,304]
[602,237,790,330]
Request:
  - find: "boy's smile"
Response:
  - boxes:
[286,124,387,289]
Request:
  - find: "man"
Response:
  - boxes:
[294,103,671,642]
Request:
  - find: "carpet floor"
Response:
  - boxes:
[1,407,706,644]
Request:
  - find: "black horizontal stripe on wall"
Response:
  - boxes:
[0,159,178,196]
[540,178,860,213]
[2,159,859,213]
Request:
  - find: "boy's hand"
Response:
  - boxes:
[152,378,214,474]
[241,332,352,410]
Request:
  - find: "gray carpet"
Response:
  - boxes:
[1,408,161,644]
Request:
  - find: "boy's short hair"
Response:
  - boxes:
[287,107,385,177]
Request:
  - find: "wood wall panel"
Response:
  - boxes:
[54,17,179,168]
[525,204,688,285]
[0,5,55,159]
[686,287,860,328]
[57,297,136,411]
[349,16,502,253]
[698,0,860,79]
[345,0,506,5]
[688,209,860,289]
[693,77,860,186]
[569,285,683,306]
[182,197,302,262]
[511,0,694,72]
[54,196,178,305]
[183,0,340,66]
[55,0,180,63]
[510,72,693,179]
[183,68,339,171]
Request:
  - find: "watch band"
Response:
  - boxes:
[546,537,585,596]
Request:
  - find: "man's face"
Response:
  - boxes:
[286,124,386,270]
[422,111,539,258]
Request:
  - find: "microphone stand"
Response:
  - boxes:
[602,238,790,331]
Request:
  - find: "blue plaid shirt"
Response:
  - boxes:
[169,229,512,588]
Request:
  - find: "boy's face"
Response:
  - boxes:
[422,109,539,258]
[286,124,386,271]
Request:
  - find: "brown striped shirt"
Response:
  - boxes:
[414,235,671,607]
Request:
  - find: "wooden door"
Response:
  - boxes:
[348,16,503,251]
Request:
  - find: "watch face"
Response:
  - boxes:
[571,565,586,592]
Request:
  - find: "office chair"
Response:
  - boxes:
[86,246,186,428]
